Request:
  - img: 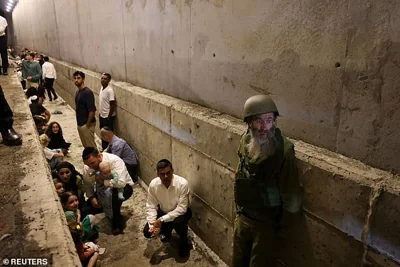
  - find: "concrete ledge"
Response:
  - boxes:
[370,181,400,263]
[51,58,400,266]
[1,74,81,266]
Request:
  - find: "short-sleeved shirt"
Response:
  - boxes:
[29,102,46,116]
[75,87,96,126]
[99,86,116,118]
[43,147,55,160]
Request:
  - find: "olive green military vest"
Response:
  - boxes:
[235,128,291,218]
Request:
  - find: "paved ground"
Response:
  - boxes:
[12,73,228,266]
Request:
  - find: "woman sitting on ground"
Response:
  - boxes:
[45,122,71,155]
[55,162,85,209]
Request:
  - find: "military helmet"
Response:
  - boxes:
[243,95,279,122]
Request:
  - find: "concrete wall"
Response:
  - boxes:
[10,0,400,174]
[50,59,399,266]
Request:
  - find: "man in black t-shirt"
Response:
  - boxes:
[73,71,97,148]
[29,95,51,122]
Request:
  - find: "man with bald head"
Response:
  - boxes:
[100,126,139,182]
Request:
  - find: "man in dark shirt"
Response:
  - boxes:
[74,71,97,148]
[29,95,51,122]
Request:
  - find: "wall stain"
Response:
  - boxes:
[203,0,224,8]
[140,0,147,10]
[193,33,209,60]
[170,0,185,15]
[125,0,133,9]
[158,0,166,11]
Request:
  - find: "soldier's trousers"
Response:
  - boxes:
[233,213,281,267]
[0,85,14,133]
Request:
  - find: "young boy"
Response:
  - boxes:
[39,134,64,170]
[98,161,125,200]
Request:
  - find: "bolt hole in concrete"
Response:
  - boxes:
[171,50,175,54]
[335,62,341,68]
[213,53,216,57]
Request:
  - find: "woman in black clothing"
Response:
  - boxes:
[55,161,85,209]
[45,121,71,154]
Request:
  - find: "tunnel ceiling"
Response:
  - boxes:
[0,0,18,15]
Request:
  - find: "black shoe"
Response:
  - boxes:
[10,128,22,138]
[3,72,8,75]
[178,238,190,258]
[2,129,22,146]
[54,96,58,100]
[112,228,121,235]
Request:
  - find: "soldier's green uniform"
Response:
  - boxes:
[233,95,302,267]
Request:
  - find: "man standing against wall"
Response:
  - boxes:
[98,73,116,150]
[233,95,302,267]
[74,71,97,148]
[42,56,58,101]
[0,14,8,75]
[22,53,42,88]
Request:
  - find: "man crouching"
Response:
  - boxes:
[143,159,192,258]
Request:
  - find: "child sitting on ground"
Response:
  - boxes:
[61,192,99,242]
[69,222,101,267]
[53,179,64,196]
[39,134,64,171]
[98,161,125,200]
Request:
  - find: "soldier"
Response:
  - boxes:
[233,95,302,267]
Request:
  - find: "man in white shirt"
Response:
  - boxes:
[98,73,116,150]
[81,147,134,235]
[0,15,9,75]
[143,159,192,257]
[42,56,58,101]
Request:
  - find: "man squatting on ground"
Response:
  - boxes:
[143,159,192,258]
[81,147,134,235]
[233,95,302,267]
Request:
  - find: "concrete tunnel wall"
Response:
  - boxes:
[38,58,400,267]
[9,0,400,266]
[10,0,400,175]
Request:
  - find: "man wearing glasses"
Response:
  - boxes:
[233,95,302,267]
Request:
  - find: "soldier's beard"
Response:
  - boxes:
[247,127,277,158]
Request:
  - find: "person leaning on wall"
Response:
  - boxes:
[233,95,302,267]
